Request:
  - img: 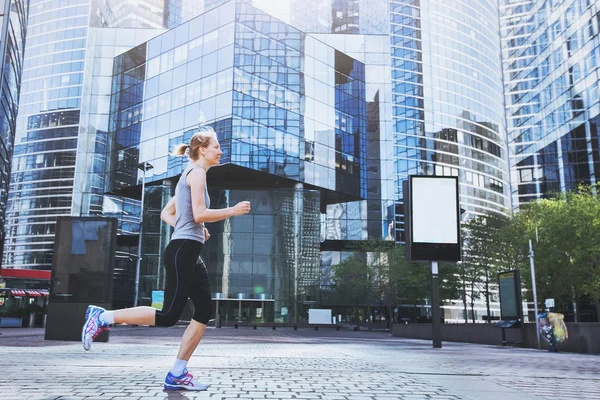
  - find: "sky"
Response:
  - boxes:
[251,0,292,23]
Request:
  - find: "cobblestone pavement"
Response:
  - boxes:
[0,326,598,400]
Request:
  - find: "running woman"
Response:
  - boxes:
[81,127,251,391]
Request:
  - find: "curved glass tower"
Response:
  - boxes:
[391,0,509,239]
[501,0,600,207]
[0,0,29,268]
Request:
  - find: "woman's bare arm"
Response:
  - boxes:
[160,196,177,227]
[188,168,251,223]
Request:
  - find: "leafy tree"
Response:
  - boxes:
[462,213,512,322]
[332,253,375,329]
[386,245,461,323]
[387,245,429,321]
[461,226,482,322]
[512,185,600,321]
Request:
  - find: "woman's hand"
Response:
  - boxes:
[233,201,251,216]
[204,227,210,241]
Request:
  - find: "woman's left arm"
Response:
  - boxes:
[161,196,177,227]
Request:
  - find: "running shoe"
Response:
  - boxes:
[81,305,111,351]
[164,369,209,391]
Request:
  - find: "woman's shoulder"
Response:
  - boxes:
[186,166,207,187]
[187,166,206,177]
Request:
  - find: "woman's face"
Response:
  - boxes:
[202,136,223,166]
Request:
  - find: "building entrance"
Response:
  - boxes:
[214,298,275,324]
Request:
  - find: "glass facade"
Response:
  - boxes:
[501,0,600,206]
[91,0,167,29]
[290,0,389,35]
[2,0,166,280]
[304,34,394,243]
[4,0,91,272]
[286,1,393,305]
[203,188,320,323]
[391,0,509,241]
[108,0,369,321]
[0,0,29,268]
[109,0,368,199]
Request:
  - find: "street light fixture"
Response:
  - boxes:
[134,161,153,307]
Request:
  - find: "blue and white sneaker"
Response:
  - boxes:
[164,369,209,391]
[81,305,110,351]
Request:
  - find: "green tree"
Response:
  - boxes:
[512,186,600,321]
[386,245,461,323]
[462,213,512,322]
[332,253,375,329]
[387,245,428,322]
[461,226,482,322]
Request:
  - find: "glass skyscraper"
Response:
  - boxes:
[291,0,389,35]
[108,0,371,321]
[3,0,93,277]
[501,0,600,207]
[0,0,29,273]
[1,0,170,284]
[391,0,510,241]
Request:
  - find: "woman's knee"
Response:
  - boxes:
[192,308,212,325]
[155,312,180,327]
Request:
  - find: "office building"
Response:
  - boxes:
[108,0,372,322]
[391,0,510,242]
[501,0,600,206]
[0,0,29,273]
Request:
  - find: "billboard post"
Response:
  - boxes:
[45,217,117,341]
[403,176,461,349]
[497,269,524,346]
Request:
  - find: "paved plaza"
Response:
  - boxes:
[0,325,598,400]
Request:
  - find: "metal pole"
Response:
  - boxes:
[431,261,442,348]
[529,240,540,349]
[133,168,146,308]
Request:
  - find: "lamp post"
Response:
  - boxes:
[134,161,153,308]
[529,239,540,349]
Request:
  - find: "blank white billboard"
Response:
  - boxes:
[411,177,458,244]
[308,309,332,324]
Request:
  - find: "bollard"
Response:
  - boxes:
[336,326,340,331]
[294,325,297,330]
[272,325,276,330]
[253,325,257,329]
[28,312,36,328]
[314,326,319,331]
[234,323,238,329]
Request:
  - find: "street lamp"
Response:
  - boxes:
[134,161,153,307]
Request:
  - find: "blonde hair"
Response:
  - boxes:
[171,126,217,161]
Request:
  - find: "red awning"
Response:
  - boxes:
[8,289,49,297]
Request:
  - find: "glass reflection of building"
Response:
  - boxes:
[288,0,394,307]
[0,0,29,272]
[501,0,600,207]
[108,0,370,322]
[391,0,510,241]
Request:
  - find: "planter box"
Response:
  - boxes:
[391,322,600,354]
[0,317,24,328]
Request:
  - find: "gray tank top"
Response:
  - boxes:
[171,166,210,243]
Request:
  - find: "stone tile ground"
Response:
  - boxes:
[0,326,597,399]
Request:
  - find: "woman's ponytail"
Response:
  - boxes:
[171,143,189,156]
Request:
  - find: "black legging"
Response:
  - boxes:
[155,239,212,326]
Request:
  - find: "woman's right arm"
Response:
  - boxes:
[188,168,251,223]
